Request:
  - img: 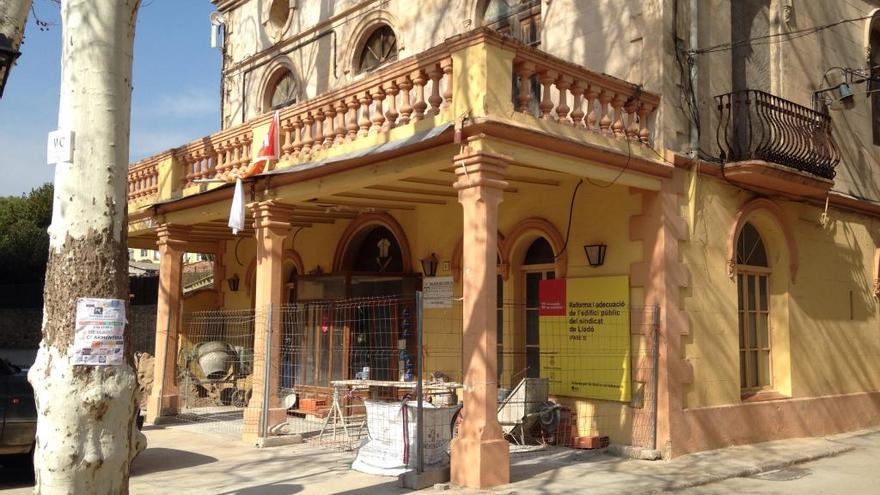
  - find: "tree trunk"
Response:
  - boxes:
[28,1,144,493]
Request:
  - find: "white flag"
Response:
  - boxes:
[228,178,245,235]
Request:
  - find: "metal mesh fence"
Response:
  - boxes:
[175,309,258,436]
[268,296,460,470]
[169,293,658,465]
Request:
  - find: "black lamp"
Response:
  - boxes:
[0,35,20,99]
[227,273,240,291]
[420,253,439,277]
[584,244,607,267]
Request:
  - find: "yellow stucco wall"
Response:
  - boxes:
[682,176,880,409]
[210,173,654,443]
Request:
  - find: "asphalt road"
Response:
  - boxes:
[675,430,880,495]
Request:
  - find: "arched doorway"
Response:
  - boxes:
[289,216,419,394]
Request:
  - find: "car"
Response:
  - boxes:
[0,357,36,466]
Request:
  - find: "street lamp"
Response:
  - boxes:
[420,253,439,277]
[583,243,607,267]
[0,35,21,98]
[226,273,240,292]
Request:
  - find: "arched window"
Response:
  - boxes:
[357,25,397,73]
[266,69,298,112]
[521,236,555,378]
[343,225,404,273]
[736,222,771,391]
[868,11,880,145]
[480,0,541,46]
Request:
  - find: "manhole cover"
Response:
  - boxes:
[750,466,812,481]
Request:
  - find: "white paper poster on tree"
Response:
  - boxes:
[71,298,126,366]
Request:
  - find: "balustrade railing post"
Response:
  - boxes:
[555,75,572,123]
[371,85,386,132]
[384,80,400,130]
[411,69,428,121]
[440,57,454,110]
[397,75,414,125]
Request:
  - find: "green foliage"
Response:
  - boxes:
[0,184,53,284]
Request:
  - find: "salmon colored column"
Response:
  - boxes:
[450,150,510,488]
[146,224,189,424]
[243,200,294,443]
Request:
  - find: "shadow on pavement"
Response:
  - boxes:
[333,479,402,495]
[216,482,303,495]
[132,447,218,475]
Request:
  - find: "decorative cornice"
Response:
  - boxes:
[155,224,190,249]
[452,150,511,192]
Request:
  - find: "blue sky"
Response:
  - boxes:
[0,0,221,196]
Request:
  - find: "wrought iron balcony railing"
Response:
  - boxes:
[715,90,839,180]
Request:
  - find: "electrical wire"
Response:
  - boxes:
[555,179,583,261]
[690,14,874,55]
[586,135,632,188]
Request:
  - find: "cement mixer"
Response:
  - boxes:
[193,340,235,380]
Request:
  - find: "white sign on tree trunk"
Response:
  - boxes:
[71,298,125,366]
[47,129,75,164]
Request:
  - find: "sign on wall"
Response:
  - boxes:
[539,276,631,402]
[423,276,454,308]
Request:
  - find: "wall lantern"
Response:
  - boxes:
[227,273,240,292]
[420,253,439,277]
[0,35,21,99]
[584,244,607,267]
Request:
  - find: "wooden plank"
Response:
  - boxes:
[336,191,446,205]
[401,176,519,193]
[366,184,458,197]
[306,198,417,211]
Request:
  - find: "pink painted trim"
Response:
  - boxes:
[676,390,880,456]
[332,212,413,273]
[727,198,799,281]
[503,217,567,278]
[874,248,880,298]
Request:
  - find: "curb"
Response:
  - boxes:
[647,442,855,493]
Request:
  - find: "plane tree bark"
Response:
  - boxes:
[28,1,144,493]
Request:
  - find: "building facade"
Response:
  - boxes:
[126,0,880,488]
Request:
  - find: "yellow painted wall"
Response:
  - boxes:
[211,172,653,444]
[681,176,880,409]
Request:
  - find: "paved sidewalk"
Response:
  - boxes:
[674,429,880,494]
[446,430,862,494]
[1,425,874,494]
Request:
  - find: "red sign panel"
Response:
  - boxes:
[539,279,566,316]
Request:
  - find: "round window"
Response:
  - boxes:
[269,0,290,30]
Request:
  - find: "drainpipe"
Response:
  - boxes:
[688,0,699,159]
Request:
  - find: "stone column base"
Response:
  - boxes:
[242,406,289,444]
[450,436,510,488]
[145,393,179,424]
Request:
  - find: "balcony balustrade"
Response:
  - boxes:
[511,49,657,143]
[127,29,661,206]
[715,89,839,180]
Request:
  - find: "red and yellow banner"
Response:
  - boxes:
[539,276,631,402]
